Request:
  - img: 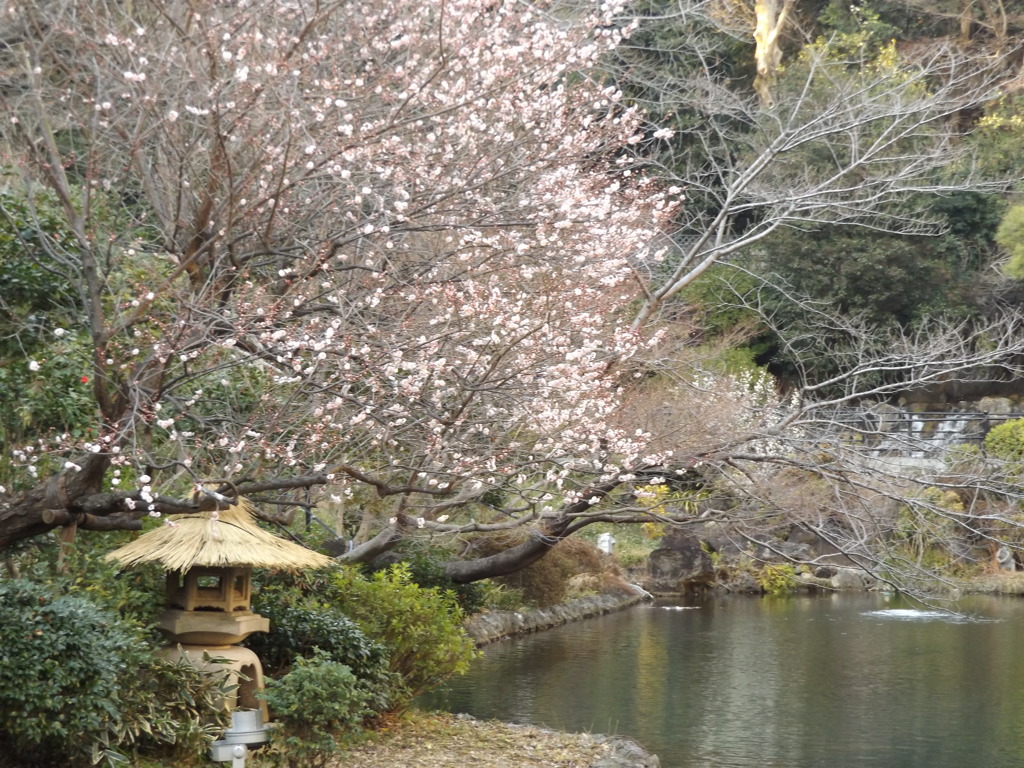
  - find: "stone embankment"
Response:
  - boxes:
[463,589,648,646]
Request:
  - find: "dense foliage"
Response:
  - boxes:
[0,578,227,767]
[320,564,478,705]
[0,189,94,473]
[985,418,1024,463]
[258,650,378,768]
[253,562,475,710]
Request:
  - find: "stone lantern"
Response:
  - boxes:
[106,498,333,720]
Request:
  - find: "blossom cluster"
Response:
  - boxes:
[5,0,681,515]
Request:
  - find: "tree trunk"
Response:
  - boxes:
[442,520,572,583]
[0,454,140,548]
[334,523,403,562]
[753,0,793,108]
[440,477,626,583]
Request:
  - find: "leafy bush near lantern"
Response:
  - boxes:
[252,563,475,711]
[324,563,478,706]
[0,579,227,767]
[258,649,377,768]
[21,530,168,627]
[244,599,394,713]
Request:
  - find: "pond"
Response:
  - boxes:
[420,593,1024,768]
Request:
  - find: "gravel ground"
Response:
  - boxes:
[335,712,630,768]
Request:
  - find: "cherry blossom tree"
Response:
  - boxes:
[0,0,688,560]
[4,0,1024,593]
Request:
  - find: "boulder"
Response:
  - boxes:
[831,567,871,590]
[644,533,714,593]
[719,568,761,593]
[593,736,661,768]
[978,396,1015,415]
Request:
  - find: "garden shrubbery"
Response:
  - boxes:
[0,578,227,767]
[244,562,477,767]
[1,534,477,768]
[245,597,395,713]
[326,563,478,704]
[256,563,477,710]
[985,418,1024,463]
[258,649,379,768]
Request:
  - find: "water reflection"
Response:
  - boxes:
[420,594,1024,768]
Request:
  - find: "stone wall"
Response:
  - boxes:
[463,589,647,646]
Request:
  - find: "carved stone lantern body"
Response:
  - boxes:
[159,566,269,646]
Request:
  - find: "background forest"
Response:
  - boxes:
[5,0,1024,765]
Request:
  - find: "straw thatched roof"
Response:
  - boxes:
[106,498,335,572]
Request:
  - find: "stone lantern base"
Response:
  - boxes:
[160,644,268,721]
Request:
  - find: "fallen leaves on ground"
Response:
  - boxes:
[336,711,613,768]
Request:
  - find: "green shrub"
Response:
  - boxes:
[55,533,166,625]
[324,564,477,707]
[111,654,232,766]
[0,579,226,767]
[985,418,1024,462]
[997,205,1024,279]
[258,650,375,768]
[401,551,485,614]
[254,564,476,711]
[244,600,393,712]
[756,564,797,596]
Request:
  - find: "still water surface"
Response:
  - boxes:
[421,594,1024,768]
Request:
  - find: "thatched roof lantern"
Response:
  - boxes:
[107,498,333,646]
[106,497,334,572]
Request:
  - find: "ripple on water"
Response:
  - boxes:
[862,608,964,621]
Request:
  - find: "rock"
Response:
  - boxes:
[696,521,746,558]
[872,402,904,433]
[787,525,819,547]
[831,568,869,590]
[755,541,811,562]
[996,545,1016,571]
[798,572,834,590]
[719,569,761,593]
[814,566,837,579]
[644,533,713,593]
[593,736,661,768]
[979,396,1015,415]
